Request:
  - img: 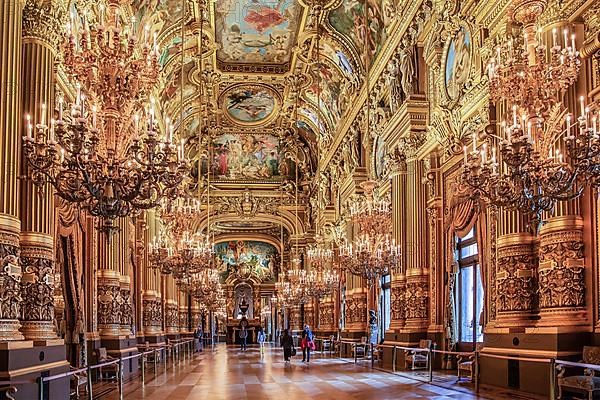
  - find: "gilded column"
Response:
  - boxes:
[164,275,179,335]
[0,0,24,341]
[97,221,124,338]
[495,211,537,327]
[18,0,64,341]
[118,219,133,336]
[389,161,407,332]
[178,290,188,334]
[404,159,429,331]
[318,296,334,330]
[142,210,162,337]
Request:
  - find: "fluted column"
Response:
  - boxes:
[404,159,429,330]
[0,0,24,341]
[178,290,188,334]
[142,210,162,336]
[389,167,407,332]
[18,0,66,344]
[164,275,179,334]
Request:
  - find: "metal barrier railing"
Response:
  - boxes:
[37,339,196,400]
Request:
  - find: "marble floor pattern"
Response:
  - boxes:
[100,344,541,400]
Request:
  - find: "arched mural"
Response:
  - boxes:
[214,240,278,283]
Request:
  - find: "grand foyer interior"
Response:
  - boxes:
[1,0,600,398]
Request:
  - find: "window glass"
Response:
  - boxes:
[456,227,484,344]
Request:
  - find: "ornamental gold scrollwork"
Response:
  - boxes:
[20,251,54,322]
[538,230,585,309]
[496,248,536,313]
[97,284,122,326]
[142,299,162,328]
[405,280,429,320]
[391,282,405,322]
[22,0,68,52]
[165,303,179,329]
[0,241,22,322]
[120,288,133,327]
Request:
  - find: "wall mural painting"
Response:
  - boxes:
[214,241,277,283]
[305,61,344,127]
[223,86,277,124]
[299,106,327,136]
[328,0,386,66]
[201,134,290,180]
[320,41,354,79]
[444,25,472,100]
[132,0,184,38]
[215,0,303,64]
[160,59,195,107]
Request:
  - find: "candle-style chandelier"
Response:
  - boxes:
[462,0,588,227]
[149,198,213,278]
[340,181,400,282]
[22,2,188,236]
[305,241,339,298]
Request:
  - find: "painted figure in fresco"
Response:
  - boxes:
[446,27,472,99]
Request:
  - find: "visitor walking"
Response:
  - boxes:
[301,324,315,363]
[239,327,248,351]
[281,329,294,363]
[257,327,266,355]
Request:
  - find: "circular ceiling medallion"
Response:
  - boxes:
[221,84,279,126]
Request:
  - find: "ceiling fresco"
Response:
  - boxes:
[214,0,304,72]
[121,0,384,238]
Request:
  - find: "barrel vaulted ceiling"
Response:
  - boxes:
[111,0,386,237]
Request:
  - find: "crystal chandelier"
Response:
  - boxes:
[22,2,189,236]
[564,100,600,186]
[462,0,583,226]
[340,181,400,282]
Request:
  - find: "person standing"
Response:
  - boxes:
[239,326,248,351]
[281,329,294,363]
[301,324,315,363]
[257,327,266,355]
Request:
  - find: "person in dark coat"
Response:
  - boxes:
[280,329,294,363]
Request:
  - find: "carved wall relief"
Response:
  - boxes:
[142,299,163,334]
[495,234,537,325]
[538,217,586,320]
[405,277,429,327]
[0,217,23,340]
[319,301,334,328]
[97,274,122,337]
[390,277,406,329]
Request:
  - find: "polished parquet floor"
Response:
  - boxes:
[104,344,540,400]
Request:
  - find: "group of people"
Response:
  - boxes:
[281,325,315,363]
[238,324,316,364]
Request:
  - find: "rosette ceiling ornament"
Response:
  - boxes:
[462,0,598,228]
[339,181,400,283]
[22,0,188,237]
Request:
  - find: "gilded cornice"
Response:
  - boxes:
[22,0,67,53]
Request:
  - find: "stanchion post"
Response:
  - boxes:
[354,344,358,363]
[37,376,44,400]
[87,364,93,398]
[371,343,374,368]
[141,351,146,386]
[549,358,556,400]
[428,348,433,383]
[154,349,158,372]
[475,349,480,393]
[118,357,124,400]
[392,345,397,372]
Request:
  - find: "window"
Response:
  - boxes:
[456,228,484,344]
[379,274,391,340]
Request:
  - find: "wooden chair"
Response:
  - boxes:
[70,366,88,398]
[97,347,118,381]
[352,336,368,360]
[457,344,482,382]
[405,339,432,370]
[144,341,162,364]
[321,335,335,354]
[558,346,600,400]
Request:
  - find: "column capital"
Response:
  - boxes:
[22,0,68,52]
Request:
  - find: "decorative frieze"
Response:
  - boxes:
[390,276,406,329]
[0,216,24,341]
[319,301,334,327]
[142,297,163,334]
[19,233,56,340]
[495,233,537,325]
[119,276,132,336]
[537,216,586,325]
[404,275,429,327]
[165,301,179,334]
[97,270,122,337]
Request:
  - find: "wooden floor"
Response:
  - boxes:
[98,344,541,400]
